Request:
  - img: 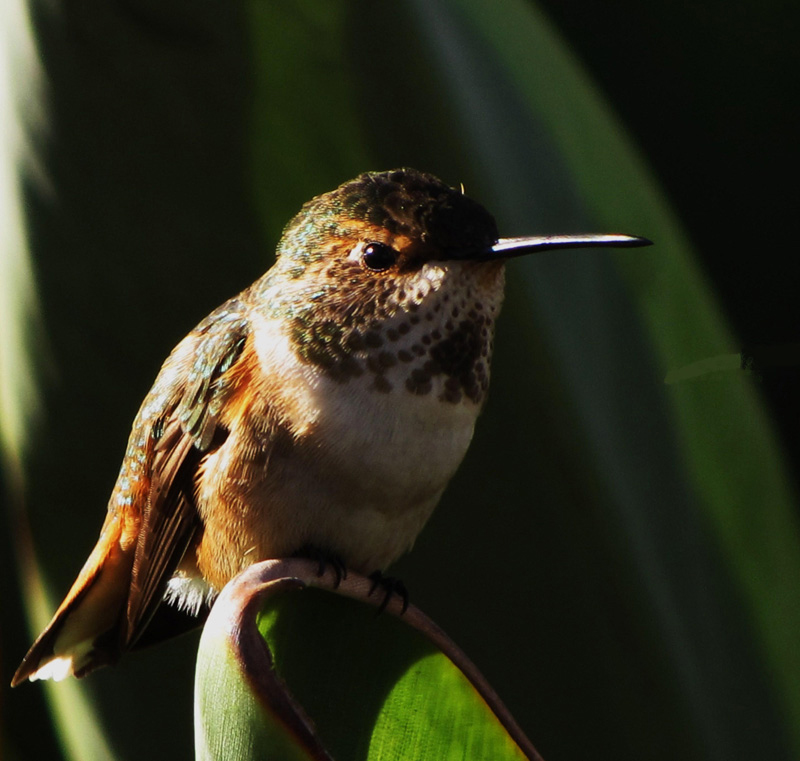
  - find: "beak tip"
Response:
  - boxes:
[623,235,653,248]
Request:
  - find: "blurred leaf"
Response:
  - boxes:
[1,1,118,759]
[195,560,537,761]
[0,0,43,476]
[446,1,800,752]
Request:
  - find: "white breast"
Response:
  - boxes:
[254,313,481,489]
[245,313,482,570]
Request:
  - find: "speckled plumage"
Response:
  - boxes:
[13,168,650,685]
[255,169,501,402]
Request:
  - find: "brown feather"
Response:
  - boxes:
[124,418,204,648]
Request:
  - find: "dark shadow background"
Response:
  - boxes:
[537,0,800,469]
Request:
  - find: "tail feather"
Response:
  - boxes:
[12,513,134,686]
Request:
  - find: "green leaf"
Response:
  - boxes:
[195,609,314,761]
[194,560,537,761]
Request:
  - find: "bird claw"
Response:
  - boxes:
[368,571,409,614]
[292,546,348,588]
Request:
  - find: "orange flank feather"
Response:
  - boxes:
[191,339,286,592]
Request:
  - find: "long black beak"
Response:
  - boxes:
[449,233,652,261]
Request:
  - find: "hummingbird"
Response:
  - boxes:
[13,168,650,685]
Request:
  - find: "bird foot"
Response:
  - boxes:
[292,546,348,588]
[368,571,409,614]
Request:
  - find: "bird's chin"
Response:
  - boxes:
[469,257,506,289]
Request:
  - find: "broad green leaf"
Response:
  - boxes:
[195,560,536,761]
[195,612,314,761]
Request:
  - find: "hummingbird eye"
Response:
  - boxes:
[361,242,398,272]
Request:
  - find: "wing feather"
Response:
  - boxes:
[12,299,254,683]
[123,302,250,646]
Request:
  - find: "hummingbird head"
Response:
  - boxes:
[255,168,649,404]
[276,167,500,263]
